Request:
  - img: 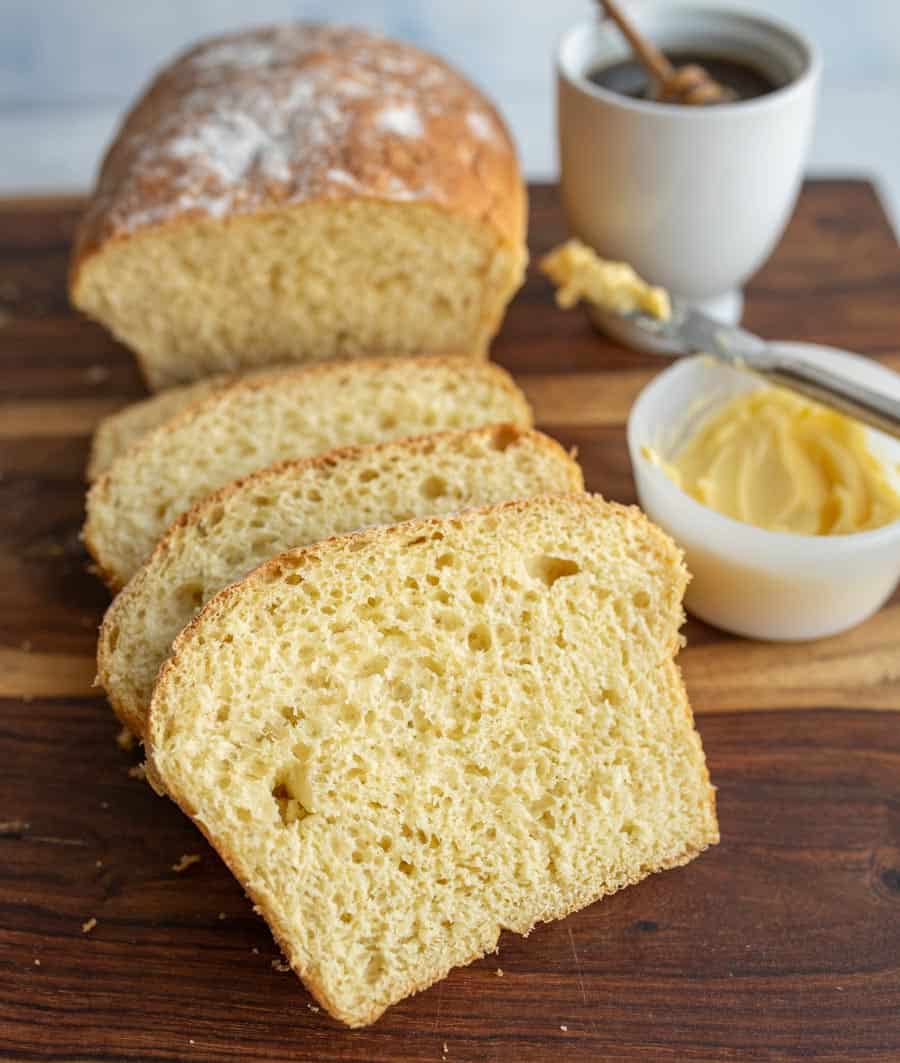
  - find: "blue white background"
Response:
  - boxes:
[1,0,898,231]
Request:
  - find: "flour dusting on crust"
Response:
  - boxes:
[78,23,514,247]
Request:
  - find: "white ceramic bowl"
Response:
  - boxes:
[627,346,900,640]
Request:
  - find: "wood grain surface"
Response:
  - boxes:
[1,181,899,1061]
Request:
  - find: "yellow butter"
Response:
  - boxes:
[647,387,900,535]
[540,239,671,321]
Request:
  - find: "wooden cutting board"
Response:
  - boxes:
[1,181,898,1061]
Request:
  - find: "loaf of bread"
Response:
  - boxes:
[84,357,531,589]
[70,24,526,390]
[98,425,582,738]
[146,494,718,1027]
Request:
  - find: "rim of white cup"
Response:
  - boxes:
[557,4,822,120]
[626,349,900,559]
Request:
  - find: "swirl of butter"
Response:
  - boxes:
[648,388,900,535]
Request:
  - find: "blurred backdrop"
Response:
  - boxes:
[1,0,898,229]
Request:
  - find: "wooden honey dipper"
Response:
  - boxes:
[599,0,737,105]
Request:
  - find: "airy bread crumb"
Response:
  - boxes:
[98,425,581,738]
[147,494,718,1027]
[171,854,201,873]
[84,357,532,588]
[115,725,135,752]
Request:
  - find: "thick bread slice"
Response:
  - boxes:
[87,374,235,482]
[84,356,531,589]
[146,494,718,1028]
[87,366,302,480]
[99,426,582,739]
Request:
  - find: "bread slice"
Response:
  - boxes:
[98,426,583,738]
[146,494,718,1028]
[83,356,531,589]
[87,374,235,481]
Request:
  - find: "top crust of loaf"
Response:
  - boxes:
[70,23,525,284]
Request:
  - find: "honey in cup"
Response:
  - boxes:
[587,50,782,104]
[646,387,900,536]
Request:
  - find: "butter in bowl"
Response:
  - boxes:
[626,351,900,640]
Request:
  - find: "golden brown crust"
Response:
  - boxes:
[70,23,525,295]
[97,424,581,735]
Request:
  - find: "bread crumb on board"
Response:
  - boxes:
[217,911,226,920]
[307,1003,319,1013]
[34,958,41,966]
[560,1025,568,1032]
[271,958,291,972]
[81,917,97,934]
[116,726,136,752]
[496,967,504,977]
[172,853,201,873]
[127,763,146,781]
[86,365,111,385]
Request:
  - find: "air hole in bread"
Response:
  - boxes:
[467,624,492,653]
[206,504,226,527]
[280,704,304,725]
[490,424,521,451]
[365,953,386,985]
[359,468,379,483]
[341,702,362,726]
[272,780,311,827]
[527,555,580,588]
[358,655,388,678]
[420,475,447,500]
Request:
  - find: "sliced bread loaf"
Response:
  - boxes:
[98,426,583,738]
[70,25,525,389]
[83,356,531,589]
[146,494,718,1027]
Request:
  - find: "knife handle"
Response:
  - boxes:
[735,349,900,441]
